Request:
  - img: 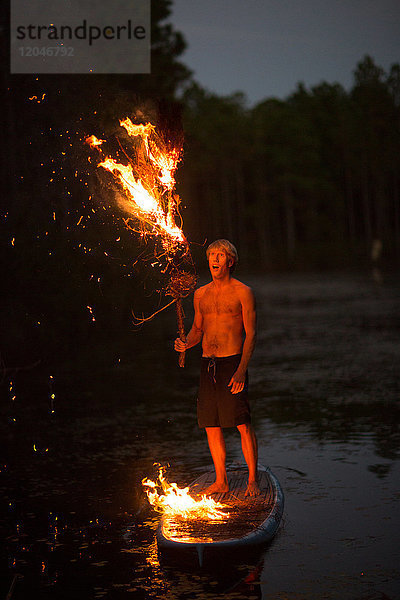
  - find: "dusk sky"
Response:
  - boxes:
[171,0,400,105]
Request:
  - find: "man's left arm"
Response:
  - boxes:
[228,286,257,394]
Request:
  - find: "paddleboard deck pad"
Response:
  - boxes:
[156,464,284,566]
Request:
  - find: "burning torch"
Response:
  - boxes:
[167,270,197,367]
[86,117,196,367]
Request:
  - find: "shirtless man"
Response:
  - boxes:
[174,239,259,497]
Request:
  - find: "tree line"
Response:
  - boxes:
[1,0,399,368]
[179,56,400,270]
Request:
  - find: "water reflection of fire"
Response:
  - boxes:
[142,466,229,521]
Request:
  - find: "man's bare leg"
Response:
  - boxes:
[237,423,260,496]
[203,427,229,494]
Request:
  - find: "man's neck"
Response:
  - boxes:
[211,273,232,288]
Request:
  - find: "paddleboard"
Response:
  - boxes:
[156,463,284,567]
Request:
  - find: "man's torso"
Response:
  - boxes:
[198,279,245,357]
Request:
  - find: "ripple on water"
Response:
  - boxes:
[1,273,399,598]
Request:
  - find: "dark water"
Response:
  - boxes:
[1,272,400,599]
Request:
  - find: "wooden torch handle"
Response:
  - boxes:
[176,298,186,368]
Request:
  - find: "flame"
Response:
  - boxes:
[85,135,105,148]
[120,117,180,190]
[142,466,229,521]
[119,118,154,140]
[97,158,184,241]
[87,119,186,250]
[148,146,180,191]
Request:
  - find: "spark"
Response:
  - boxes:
[9,381,16,402]
[28,93,46,103]
[85,135,105,149]
[87,305,96,322]
[33,444,49,453]
[49,375,56,414]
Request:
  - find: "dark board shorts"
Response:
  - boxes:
[197,354,251,428]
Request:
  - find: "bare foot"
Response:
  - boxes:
[202,481,229,495]
[245,480,260,497]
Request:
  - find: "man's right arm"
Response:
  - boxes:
[174,288,203,352]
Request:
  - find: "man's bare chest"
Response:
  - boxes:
[200,293,242,317]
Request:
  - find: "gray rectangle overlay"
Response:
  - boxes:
[11,0,150,74]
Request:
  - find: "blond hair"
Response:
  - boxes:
[206,239,238,272]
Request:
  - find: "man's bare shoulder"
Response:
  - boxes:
[230,278,254,296]
[194,282,212,299]
[230,279,256,310]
